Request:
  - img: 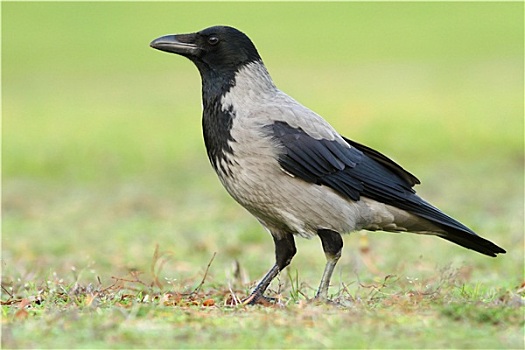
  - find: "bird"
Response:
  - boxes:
[150,25,506,304]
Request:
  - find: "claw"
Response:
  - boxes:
[242,292,276,306]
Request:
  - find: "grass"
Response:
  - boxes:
[2,2,524,349]
[2,262,523,348]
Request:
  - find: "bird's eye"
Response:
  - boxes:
[208,36,219,46]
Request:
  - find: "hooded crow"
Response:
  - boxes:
[150,25,505,304]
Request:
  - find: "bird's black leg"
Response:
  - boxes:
[315,229,343,300]
[242,233,296,305]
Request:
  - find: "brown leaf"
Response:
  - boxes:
[18,298,31,309]
[14,299,31,320]
[15,308,29,320]
[202,298,215,307]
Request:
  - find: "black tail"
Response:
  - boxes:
[407,197,506,257]
[438,229,506,257]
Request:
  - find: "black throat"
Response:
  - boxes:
[200,67,238,174]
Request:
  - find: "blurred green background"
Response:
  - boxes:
[2,2,523,288]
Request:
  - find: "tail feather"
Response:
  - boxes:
[401,195,506,257]
[437,229,506,257]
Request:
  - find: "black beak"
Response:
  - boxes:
[150,34,200,56]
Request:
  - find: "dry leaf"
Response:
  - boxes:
[15,309,29,320]
[202,298,215,307]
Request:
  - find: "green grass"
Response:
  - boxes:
[2,2,524,349]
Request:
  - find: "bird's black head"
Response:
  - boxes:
[150,26,262,75]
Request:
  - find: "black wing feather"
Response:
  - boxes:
[267,121,505,257]
[343,137,420,186]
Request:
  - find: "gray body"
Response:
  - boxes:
[218,62,436,239]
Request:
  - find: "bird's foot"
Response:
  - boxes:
[312,290,340,305]
[312,295,335,304]
[312,296,331,305]
[241,291,277,306]
[314,288,328,302]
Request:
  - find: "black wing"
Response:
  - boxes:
[343,137,420,187]
[268,121,505,257]
[269,121,418,204]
